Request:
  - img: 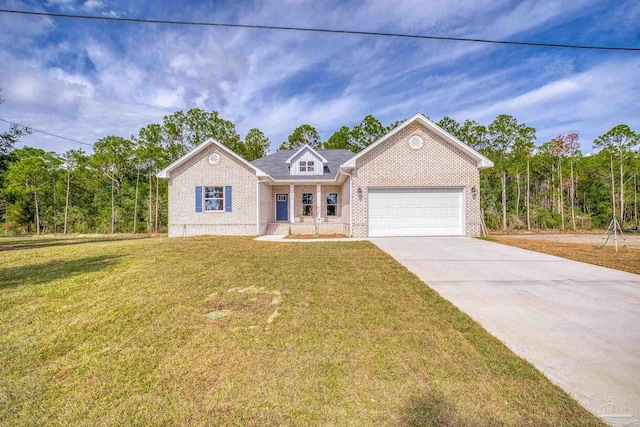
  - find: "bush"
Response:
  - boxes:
[1,221,23,235]
[529,206,561,229]
[483,208,502,230]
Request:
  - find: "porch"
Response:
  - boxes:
[261,183,350,236]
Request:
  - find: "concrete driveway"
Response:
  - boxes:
[371,237,640,426]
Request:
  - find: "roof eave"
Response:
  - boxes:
[156,138,269,179]
[478,159,494,170]
[339,113,493,170]
[284,144,329,164]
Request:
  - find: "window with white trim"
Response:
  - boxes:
[299,161,315,173]
[204,186,224,211]
[326,193,338,216]
[302,193,313,216]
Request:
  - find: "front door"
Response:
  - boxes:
[276,194,288,221]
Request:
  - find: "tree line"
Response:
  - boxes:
[1,95,638,234]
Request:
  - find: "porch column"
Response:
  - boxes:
[289,184,294,224]
[316,184,321,221]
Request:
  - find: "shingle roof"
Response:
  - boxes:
[251,149,354,181]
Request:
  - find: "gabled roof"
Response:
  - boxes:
[284,144,328,164]
[341,113,494,170]
[157,138,268,179]
[251,149,353,181]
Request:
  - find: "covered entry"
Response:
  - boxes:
[368,188,463,237]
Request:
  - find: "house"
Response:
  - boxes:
[157,113,493,238]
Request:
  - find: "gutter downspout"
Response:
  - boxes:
[339,169,353,237]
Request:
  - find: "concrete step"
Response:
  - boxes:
[265,223,290,235]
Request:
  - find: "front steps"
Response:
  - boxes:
[265,223,290,235]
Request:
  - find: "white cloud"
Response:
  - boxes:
[83,0,106,10]
[1,0,638,155]
[455,57,640,149]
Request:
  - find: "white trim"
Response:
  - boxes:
[298,160,318,175]
[316,184,321,220]
[256,180,260,235]
[267,178,340,184]
[285,144,328,164]
[301,191,314,217]
[340,113,493,170]
[203,185,225,212]
[462,187,467,237]
[325,191,338,217]
[157,138,269,179]
[289,184,294,224]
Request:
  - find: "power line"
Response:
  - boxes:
[0,117,93,147]
[2,8,639,52]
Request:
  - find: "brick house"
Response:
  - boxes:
[157,113,493,238]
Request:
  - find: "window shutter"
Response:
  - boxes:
[225,186,232,212]
[195,186,202,212]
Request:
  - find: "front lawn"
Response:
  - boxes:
[0,236,603,426]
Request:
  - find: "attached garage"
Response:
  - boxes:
[368,188,464,237]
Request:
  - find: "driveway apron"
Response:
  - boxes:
[371,236,640,426]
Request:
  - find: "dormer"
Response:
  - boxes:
[285,144,328,176]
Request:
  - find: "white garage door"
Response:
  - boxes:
[368,188,463,237]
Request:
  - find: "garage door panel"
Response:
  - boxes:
[368,188,463,237]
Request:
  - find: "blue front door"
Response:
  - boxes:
[276,194,288,221]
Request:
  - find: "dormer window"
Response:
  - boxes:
[286,145,326,176]
[299,161,315,173]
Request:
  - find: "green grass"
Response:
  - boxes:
[0,236,603,426]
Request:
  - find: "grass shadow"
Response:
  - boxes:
[0,255,123,290]
[0,236,151,252]
[401,390,467,427]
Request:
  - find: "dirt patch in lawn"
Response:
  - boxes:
[203,287,283,328]
[490,235,640,275]
[285,233,348,239]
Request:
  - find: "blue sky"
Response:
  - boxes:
[1,0,639,154]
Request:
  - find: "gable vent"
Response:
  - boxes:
[409,135,424,149]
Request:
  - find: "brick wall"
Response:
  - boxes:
[290,222,346,235]
[350,122,481,237]
[167,145,258,237]
[341,176,351,235]
[321,185,342,223]
[258,181,272,235]
[293,184,316,221]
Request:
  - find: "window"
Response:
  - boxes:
[326,193,338,216]
[299,161,315,173]
[302,193,313,216]
[204,186,224,211]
